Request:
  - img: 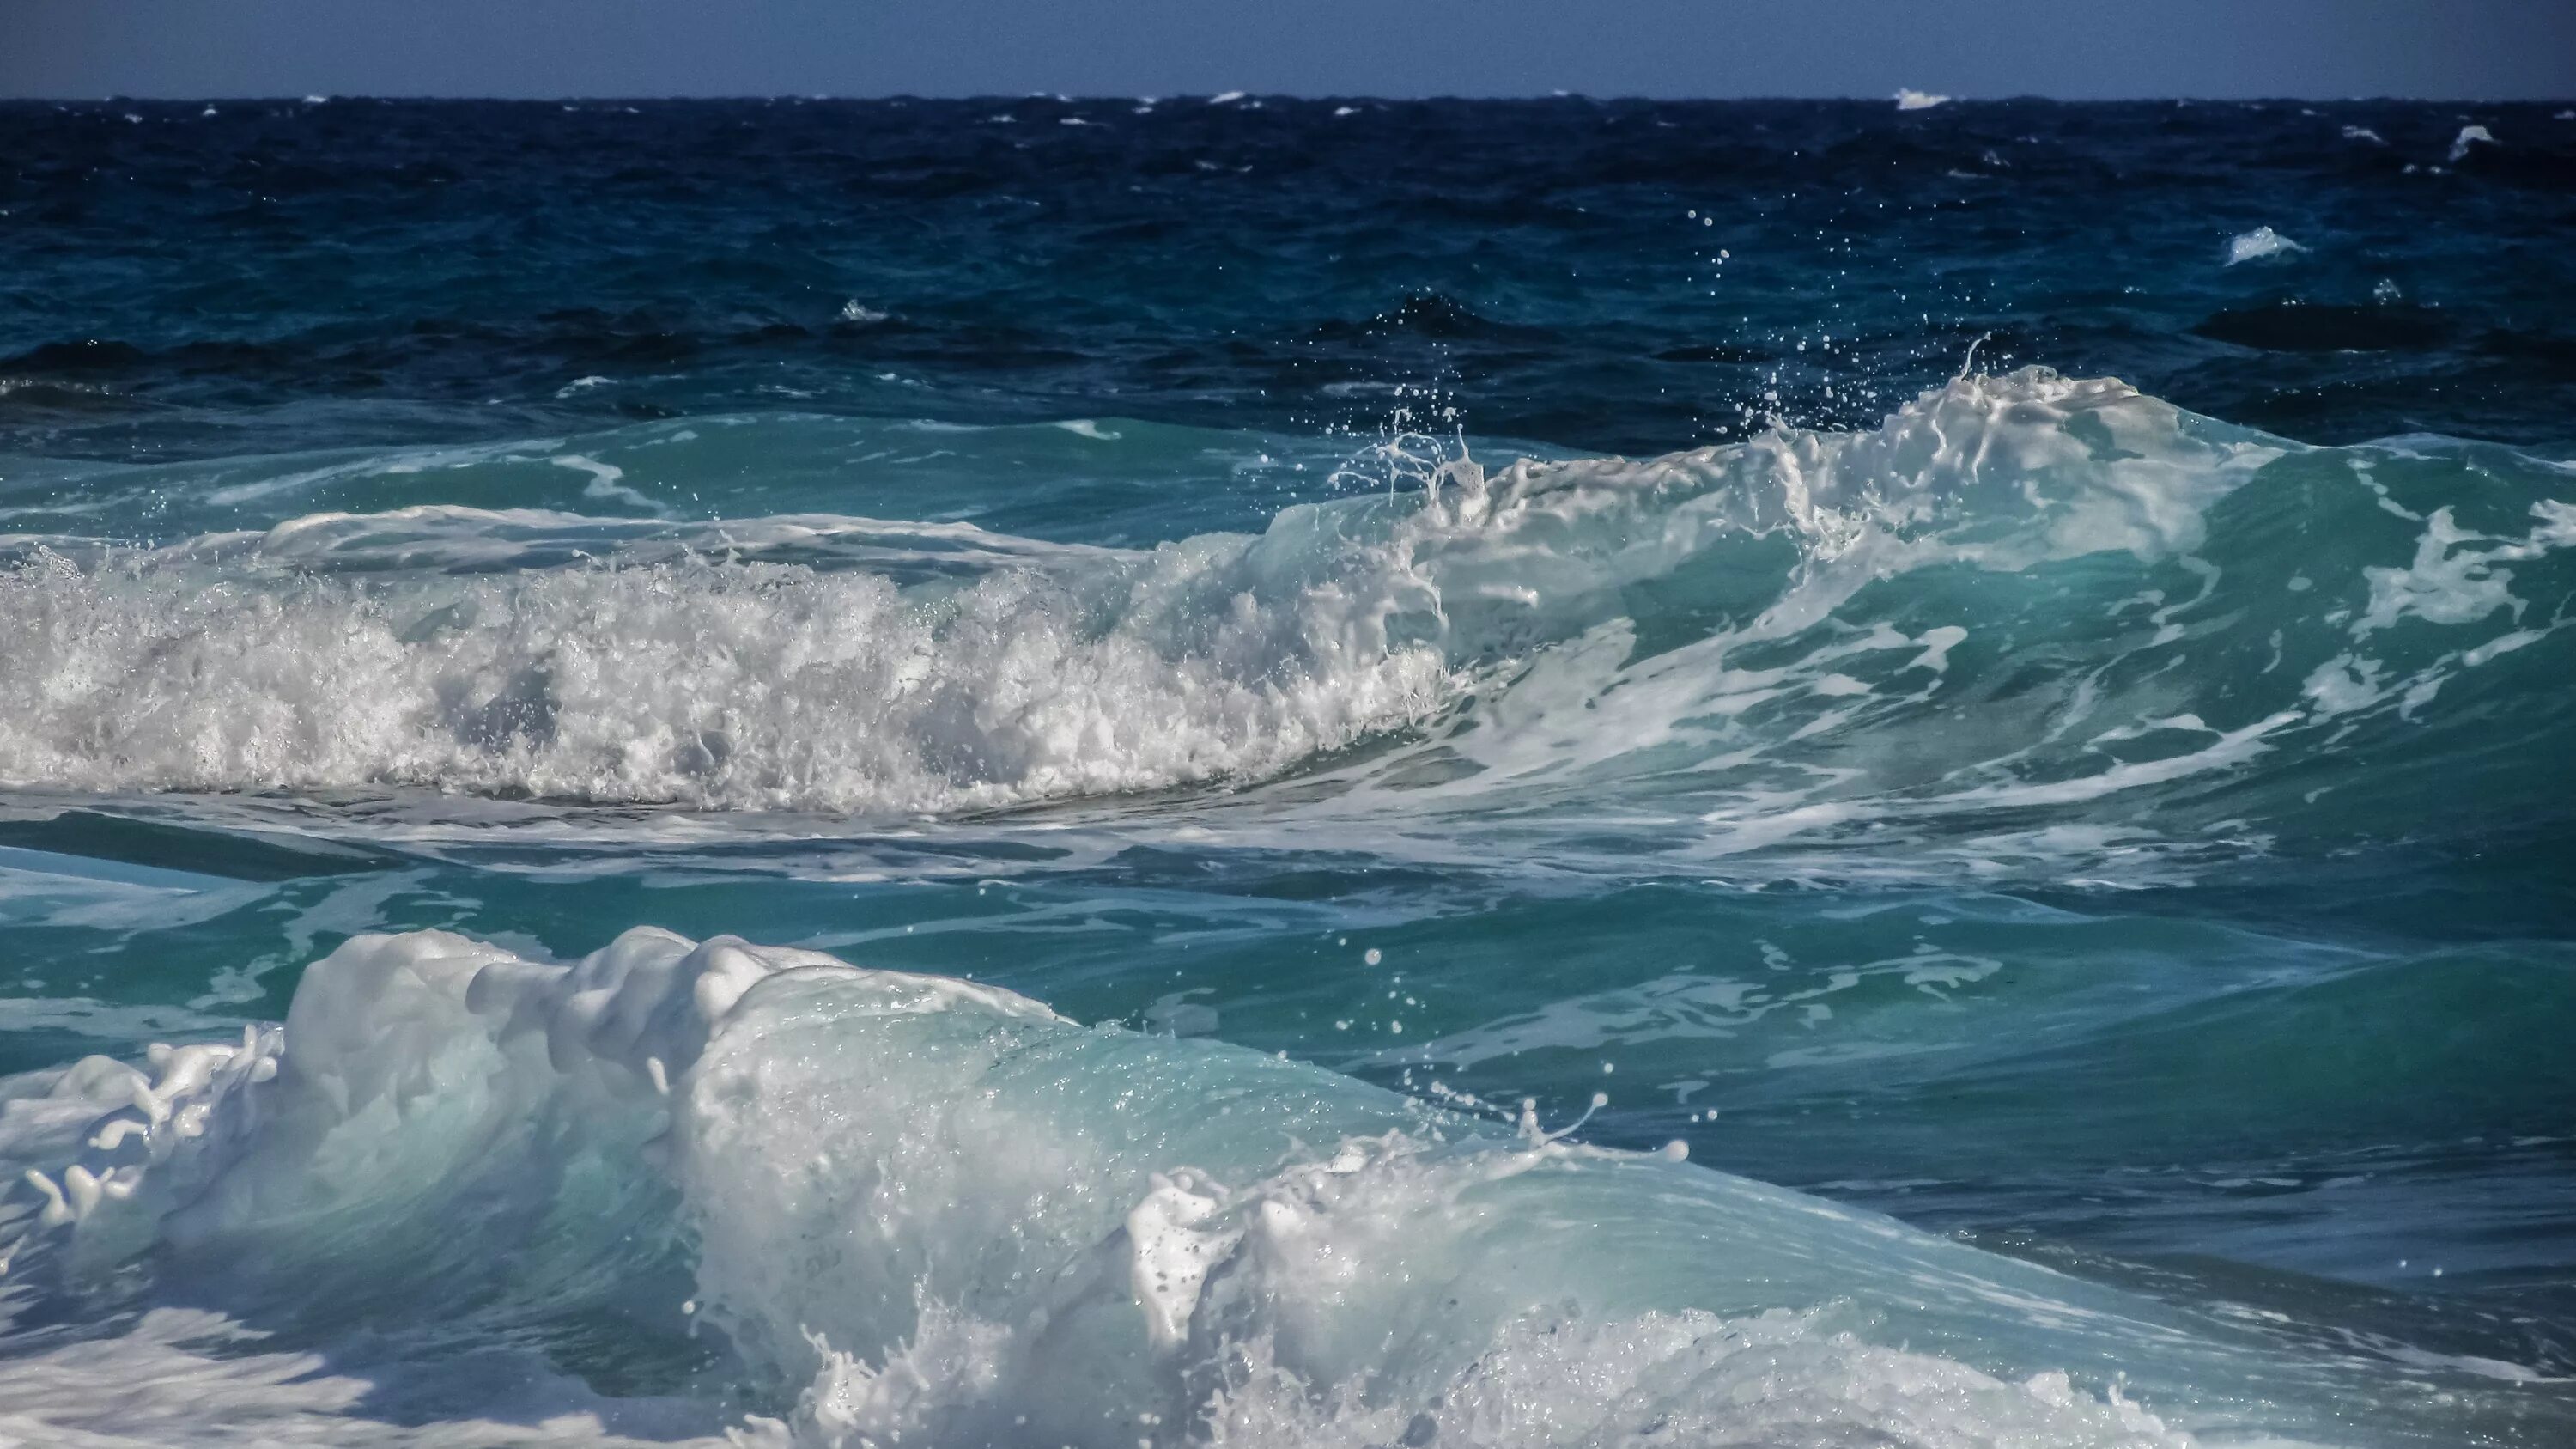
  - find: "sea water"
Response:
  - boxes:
[1,98,2573,1446]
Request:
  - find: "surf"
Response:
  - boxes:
[3,369,2569,891]
[1,924,2395,1446]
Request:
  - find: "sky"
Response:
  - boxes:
[7,0,2574,100]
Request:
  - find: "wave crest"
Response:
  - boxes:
[3,369,2571,878]
[0,927,2324,1446]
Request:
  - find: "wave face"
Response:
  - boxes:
[0,927,2363,1447]
[8,368,2573,883]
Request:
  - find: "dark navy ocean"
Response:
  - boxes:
[2,96,2573,1447]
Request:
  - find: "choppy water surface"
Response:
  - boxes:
[3,98,2574,1447]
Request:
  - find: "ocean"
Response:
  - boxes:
[1,95,2573,1446]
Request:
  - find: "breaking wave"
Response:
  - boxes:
[3,369,2571,878]
[0,927,2368,1446]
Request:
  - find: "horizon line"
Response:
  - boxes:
[8,92,2573,106]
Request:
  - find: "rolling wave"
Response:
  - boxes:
[3,369,2570,880]
[0,926,2379,1446]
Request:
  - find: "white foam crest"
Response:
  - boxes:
[0,515,1458,813]
[2226,227,2306,265]
[0,928,2358,1447]
[1200,369,2291,867]
[21,366,2464,894]
[14,373,2558,889]
[53,365,2560,883]
[0,369,2246,821]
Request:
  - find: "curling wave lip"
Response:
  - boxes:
[3,926,2361,1447]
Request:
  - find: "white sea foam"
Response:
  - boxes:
[2226,226,2306,265]
[3,370,2566,890]
[0,927,2338,1446]
[1894,89,1951,112]
[2298,498,2576,720]
[0,514,1457,813]
[0,1308,724,1446]
[0,371,2264,825]
[2447,124,2496,163]
[551,453,662,513]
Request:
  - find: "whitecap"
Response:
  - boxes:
[7,368,2567,896]
[1895,88,1951,111]
[0,371,2278,831]
[2225,226,2306,265]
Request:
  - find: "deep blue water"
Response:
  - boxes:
[1,97,2573,1447]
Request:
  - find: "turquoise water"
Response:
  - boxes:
[2,99,2573,1446]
